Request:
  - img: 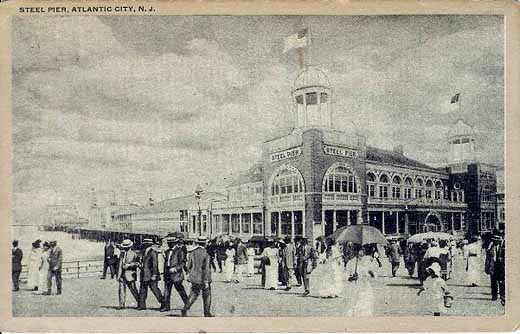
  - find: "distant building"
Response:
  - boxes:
[46,204,88,229]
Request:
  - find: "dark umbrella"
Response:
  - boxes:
[163,231,185,239]
[326,225,388,246]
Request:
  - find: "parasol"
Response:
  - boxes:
[326,225,388,246]
[407,232,455,243]
[163,231,185,240]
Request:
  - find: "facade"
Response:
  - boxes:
[87,66,500,241]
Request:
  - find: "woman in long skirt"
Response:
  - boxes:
[316,243,344,298]
[464,237,482,286]
[246,243,256,277]
[224,243,236,283]
[27,240,42,291]
[345,248,377,316]
[262,242,279,290]
[37,242,50,294]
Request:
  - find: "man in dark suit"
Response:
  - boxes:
[44,240,63,295]
[386,239,402,277]
[138,238,164,310]
[181,236,213,317]
[298,237,318,296]
[117,239,139,309]
[161,237,189,312]
[12,240,23,292]
[485,232,505,305]
[102,239,117,279]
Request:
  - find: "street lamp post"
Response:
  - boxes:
[195,184,203,236]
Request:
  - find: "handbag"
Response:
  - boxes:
[263,256,271,266]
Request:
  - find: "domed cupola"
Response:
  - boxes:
[291,66,332,129]
[448,119,476,164]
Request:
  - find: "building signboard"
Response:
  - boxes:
[450,163,468,174]
[323,145,358,158]
[270,147,302,162]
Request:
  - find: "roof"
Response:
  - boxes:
[366,146,444,173]
[135,191,227,214]
[228,163,263,187]
[448,119,475,138]
[293,66,330,90]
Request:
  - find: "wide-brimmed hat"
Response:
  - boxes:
[142,238,153,244]
[491,233,503,241]
[427,262,441,276]
[121,239,133,248]
[196,236,208,244]
[165,236,178,243]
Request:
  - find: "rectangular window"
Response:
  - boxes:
[281,211,292,236]
[426,190,432,199]
[286,178,293,194]
[231,214,240,233]
[435,190,441,200]
[379,185,388,198]
[328,176,334,192]
[349,176,356,193]
[334,177,341,192]
[392,187,401,199]
[416,189,423,198]
[241,213,251,234]
[341,176,348,193]
[306,92,318,105]
[253,212,263,235]
[294,211,303,237]
[368,184,375,197]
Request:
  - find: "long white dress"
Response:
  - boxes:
[262,247,279,290]
[463,241,482,286]
[27,248,42,289]
[225,248,236,282]
[345,256,376,316]
[37,250,50,294]
[246,247,256,276]
[316,245,345,298]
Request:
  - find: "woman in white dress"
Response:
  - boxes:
[224,243,236,283]
[316,242,345,298]
[37,242,50,294]
[261,241,279,290]
[464,236,482,286]
[345,248,377,316]
[246,243,256,277]
[27,240,42,291]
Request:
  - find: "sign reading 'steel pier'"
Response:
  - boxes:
[270,147,302,162]
[323,145,358,158]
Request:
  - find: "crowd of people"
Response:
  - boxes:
[12,228,505,317]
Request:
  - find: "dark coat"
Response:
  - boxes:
[12,248,23,272]
[298,244,318,274]
[236,244,248,265]
[48,246,63,271]
[140,247,160,282]
[104,244,117,265]
[187,246,212,285]
[485,241,505,279]
[386,243,402,263]
[164,246,186,282]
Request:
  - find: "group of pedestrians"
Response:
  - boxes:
[12,239,63,295]
[114,236,213,317]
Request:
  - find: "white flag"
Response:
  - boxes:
[283,28,309,53]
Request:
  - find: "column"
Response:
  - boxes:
[460,213,464,231]
[347,209,351,225]
[250,213,253,236]
[302,210,306,237]
[321,210,326,236]
[238,212,242,235]
[382,211,385,234]
[451,212,454,232]
[228,214,231,235]
[404,212,409,234]
[291,211,295,239]
[278,212,282,237]
[396,211,399,234]
[357,210,361,225]
[333,210,337,231]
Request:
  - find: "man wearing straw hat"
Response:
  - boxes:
[137,238,165,310]
[485,231,505,305]
[161,237,189,312]
[117,239,139,309]
[181,236,213,317]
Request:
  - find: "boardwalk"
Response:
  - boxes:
[13,254,504,317]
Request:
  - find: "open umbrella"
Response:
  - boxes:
[407,232,455,243]
[162,231,185,240]
[327,225,388,246]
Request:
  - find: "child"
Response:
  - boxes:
[417,262,451,316]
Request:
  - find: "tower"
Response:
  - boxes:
[447,119,476,164]
[292,66,332,129]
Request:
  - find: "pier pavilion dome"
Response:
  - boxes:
[292,66,332,129]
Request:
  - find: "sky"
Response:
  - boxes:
[12,15,504,222]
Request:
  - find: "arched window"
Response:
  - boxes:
[404,177,413,199]
[366,172,377,197]
[324,165,358,193]
[435,181,443,200]
[425,180,433,199]
[270,166,304,196]
[415,177,424,198]
[392,176,402,199]
[379,174,389,198]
